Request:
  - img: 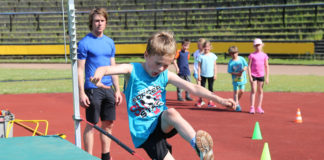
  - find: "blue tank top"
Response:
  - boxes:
[176,50,191,76]
[124,63,168,148]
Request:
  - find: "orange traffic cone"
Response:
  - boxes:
[295,108,303,123]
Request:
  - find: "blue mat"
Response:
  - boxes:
[0,135,100,160]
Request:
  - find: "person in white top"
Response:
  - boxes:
[192,38,206,106]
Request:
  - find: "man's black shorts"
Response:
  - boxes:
[85,87,116,124]
[140,112,178,160]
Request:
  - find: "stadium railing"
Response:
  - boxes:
[0,3,323,56]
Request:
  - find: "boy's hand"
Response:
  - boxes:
[221,98,236,110]
[90,67,106,87]
[90,79,110,89]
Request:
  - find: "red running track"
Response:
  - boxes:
[1,91,324,160]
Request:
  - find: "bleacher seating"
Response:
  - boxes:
[0,0,323,44]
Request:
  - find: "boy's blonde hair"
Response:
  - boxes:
[228,46,239,54]
[146,31,177,57]
[197,38,206,45]
[202,40,211,48]
[88,8,108,31]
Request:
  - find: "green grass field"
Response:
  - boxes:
[0,67,323,94]
[1,55,323,94]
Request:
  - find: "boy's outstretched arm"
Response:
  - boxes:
[90,64,133,88]
[168,71,236,109]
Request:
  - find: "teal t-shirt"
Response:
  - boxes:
[198,52,218,77]
[227,56,248,85]
[123,63,168,148]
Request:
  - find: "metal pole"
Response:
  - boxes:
[62,0,68,63]
[185,11,188,29]
[83,119,146,160]
[34,14,41,31]
[314,5,318,25]
[282,7,286,27]
[124,12,128,29]
[68,0,82,148]
[248,8,252,27]
[216,10,220,28]
[9,15,13,32]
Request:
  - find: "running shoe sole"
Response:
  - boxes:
[196,130,214,160]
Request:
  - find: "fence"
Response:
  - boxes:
[0,3,323,56]
[1,3,324,32]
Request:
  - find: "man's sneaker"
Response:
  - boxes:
[186,97,193,101]
[249,106,255,114]
[195,130,214,160]
[196,100,205,108]
[177,97,184,101]
[235,105,242,112]
[207,101,216,108]
[256,107,264,114]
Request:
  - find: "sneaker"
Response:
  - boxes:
[196,100,205,108]
[235,105,242,112]
[207,101,216,108]
[195,130,214,160]
[177,97,184,101]
[249,106,255,114]
[256,107,264,114]
[186,97,193,101]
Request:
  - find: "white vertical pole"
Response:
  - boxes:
[68,0,82,148]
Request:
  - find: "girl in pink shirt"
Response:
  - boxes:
[248,38,270,114]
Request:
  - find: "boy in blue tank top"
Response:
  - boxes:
[90,31,236,160]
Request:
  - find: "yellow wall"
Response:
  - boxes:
[115,43,147,54]
[0,45,70,55]
[0,42,314,55]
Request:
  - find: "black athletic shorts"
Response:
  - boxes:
[139,112,178,160]
[252,76,264,82]
[85,87,116,124]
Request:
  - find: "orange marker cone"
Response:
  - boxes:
[295,108,303,123]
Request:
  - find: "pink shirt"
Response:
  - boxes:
[248,51,268,77]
